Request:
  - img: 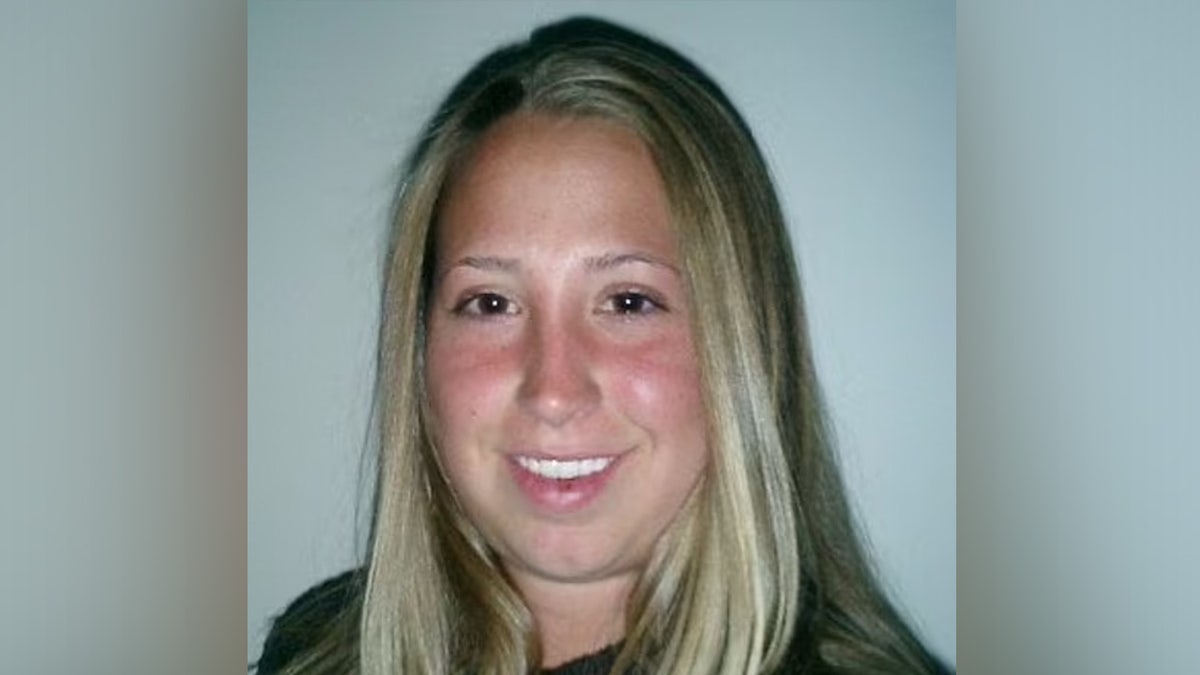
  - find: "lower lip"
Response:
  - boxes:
[507,455,624,512]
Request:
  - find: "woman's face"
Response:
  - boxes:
[425,113,708,597]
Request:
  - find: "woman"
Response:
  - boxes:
[258,17,948,675]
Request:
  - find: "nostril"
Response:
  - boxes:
[518,353,599,427]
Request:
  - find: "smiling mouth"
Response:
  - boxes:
[508,452,625,511]
[514,455,615,480]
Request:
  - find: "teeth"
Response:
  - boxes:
[516,456,614,480]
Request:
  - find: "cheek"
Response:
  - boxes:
[424,334,516,512]
[424,327,512,444]
[611,337,708,454]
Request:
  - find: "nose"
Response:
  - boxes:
[517,312,600,427]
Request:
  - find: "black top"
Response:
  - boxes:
[256,570,359,674]
[255,570,954,674]
[542,645,619,675]
[255,569,618,675]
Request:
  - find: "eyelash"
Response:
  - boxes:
[449,289,668,319]
[452,292,518,317]
[599,290,667,316]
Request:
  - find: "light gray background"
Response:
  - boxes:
[249,0,955,667]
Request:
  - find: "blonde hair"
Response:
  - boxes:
[280,16,941,675]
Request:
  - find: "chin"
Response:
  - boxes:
[506,534,635,585]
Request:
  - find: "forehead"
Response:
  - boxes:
[455,111,652,187]
[435,113,676,263]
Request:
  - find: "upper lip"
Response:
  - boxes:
[507,447,629,461]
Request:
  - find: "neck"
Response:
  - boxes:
[511,572,633,669]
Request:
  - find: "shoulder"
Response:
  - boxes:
[256,569,363,674]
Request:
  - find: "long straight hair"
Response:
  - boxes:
[285,17,941,675]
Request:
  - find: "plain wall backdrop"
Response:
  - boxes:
[248,0,955,667]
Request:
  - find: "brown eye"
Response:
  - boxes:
[606,291,664,315]
[455,292,517,317]
[476,293,510,315]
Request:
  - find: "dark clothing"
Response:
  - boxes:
[256,570,362,674]
[254,569,617,675]
[255,570,954,674]
[542,645,619,675]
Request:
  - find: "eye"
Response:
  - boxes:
[453,292,518,317]
[603,291,666,316]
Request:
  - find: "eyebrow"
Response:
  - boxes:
[442,251,681,277]
[583,251,681,275]
[452,255,519,274]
